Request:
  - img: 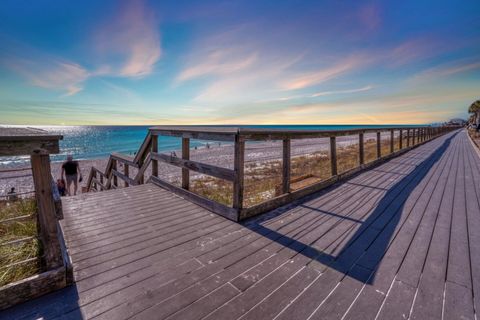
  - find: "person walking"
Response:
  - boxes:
[61,155,82,196]
[7,187,18,201]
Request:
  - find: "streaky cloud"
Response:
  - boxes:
[3,53,89,96]
[95,0,161,78]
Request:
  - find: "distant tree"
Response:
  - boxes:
[468,100,480,115]
[470,100,480,130]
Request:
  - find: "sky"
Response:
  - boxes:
[0,0,479,125]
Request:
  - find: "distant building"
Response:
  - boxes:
[446,118,466,126]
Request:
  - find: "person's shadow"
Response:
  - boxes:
[243,131,457,284]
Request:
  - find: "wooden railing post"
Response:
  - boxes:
[182,137,190,190]
[390,129,394,153]
[30,149,62,269]
[376,132,381,159]
[93,171,97,190]
[359,133,364,165]
[399,129,403,149]
[407,129,410,147]
[151,134,158,177]
[282,139,291,194]
[330,136,337,176]
[112,159,118,187]
[233,134,245,213]
[124,164,129,187]
[412,129,416,145]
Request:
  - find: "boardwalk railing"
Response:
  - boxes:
[86,125,458,221]
[0,128,69,310]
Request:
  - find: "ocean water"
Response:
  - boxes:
[0,125,416,166]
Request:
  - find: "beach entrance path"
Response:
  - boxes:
[2,129,479,320]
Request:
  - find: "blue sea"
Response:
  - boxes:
[0,125,416,166]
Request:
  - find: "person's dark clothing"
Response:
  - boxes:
[62,161,79,175]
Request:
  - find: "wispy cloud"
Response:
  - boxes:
[95,0,161,77]
[2,0,161,96]
[280,55,369,90]
[256,85,374,103]
[176,48,257,82]
[412,59,480,81]
[4,54,89,96]
[311,85,373,97]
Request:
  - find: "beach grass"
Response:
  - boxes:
[0,198,41,286]
[191,139,400,207]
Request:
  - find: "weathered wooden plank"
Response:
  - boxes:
[151,134,158,178]
[123,164,129,187]
[282,138,291,194]
[399,129,403,149]
[30,149,63,269]
[111,169,136,187]
[151,152,235,182]
[376,131,381,158]
[330,136,337,176]
[0,140,60,156]
[182,137,190,190]
[133,132,151,165]
[390,129,394,153]
[359,133,365,165]
[0,267,66,311]
[149,128,236,142]
[233,135,245,210]
[111,159,118,187]
[443,281,475,320]
[376,279,416,320]
[150,176,238,221]
[110,153,138,168]
[447,139,471,289]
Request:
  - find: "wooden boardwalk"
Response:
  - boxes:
[2,129,479,320]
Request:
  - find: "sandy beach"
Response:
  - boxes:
[0,132,384,197]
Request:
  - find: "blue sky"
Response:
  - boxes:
[0,0,479,125]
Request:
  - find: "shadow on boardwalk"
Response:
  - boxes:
[245,132,457,285]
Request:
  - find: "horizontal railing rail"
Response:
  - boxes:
[86,125,460,221]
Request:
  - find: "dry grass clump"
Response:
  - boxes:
[468,128,480,149]
[189,138,408,208]
[0,198,41,286]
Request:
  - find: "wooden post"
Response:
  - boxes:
[390,129,394,153]
[330,136,337,176]
[399,129,403,149]
[124,164,129,187]
[282,139,291,194]
[182,137,190,190]
[407,129,410,147]
[233,134,245,212]
[359,133,364,165]
[412,129,416,145]
[112,159,118,187]
[30,149,62,269]
[376,132,381,159]
[151,134,158,177]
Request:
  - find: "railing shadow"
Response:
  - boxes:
[243,132,457,285]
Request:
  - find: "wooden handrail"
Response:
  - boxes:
[111,153,138,168]
[86,125,459,221]
[150,152,235,182]
[86,132,152,192]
